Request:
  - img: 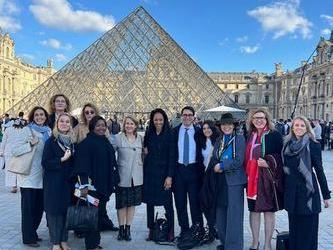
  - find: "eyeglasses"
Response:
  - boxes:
[182,114,193,117]
[252,117,266,121]
[84,110,95,115]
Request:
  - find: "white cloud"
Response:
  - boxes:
[39,38,72,50]
[248,0,312,39]
[321,29,331,36]
[29,0,115,32]
[236,36,248,43]
[55,53,68,62]
[240,45,260,54]
[321,15,333,27]
[0,0,21,32]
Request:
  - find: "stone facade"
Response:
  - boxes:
[208,70,280,118]
[0,32,55,115]
[278,33,333,120]
[209,32,333,121]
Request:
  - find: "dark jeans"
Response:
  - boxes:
[20,188,44,244]
[288,213,319,250]
[46,213,68,245]
[147,197,174,231]
[173,163,203,231]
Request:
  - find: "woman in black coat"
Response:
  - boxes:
[73,116,119,250]
[143,108,174,241]
[283,116,331,250]
[197,120,220,243]
[42,113,76,250]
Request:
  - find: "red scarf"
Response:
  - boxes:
[245,127,268,199]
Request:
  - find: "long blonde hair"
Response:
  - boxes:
[246,107,275,135]
[285,116,315,143]
[52,113,75,140]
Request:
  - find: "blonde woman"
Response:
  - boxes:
[245,108,284,250]
[42,113,76,250]
[283,116,330,250]
[112,116,143,241]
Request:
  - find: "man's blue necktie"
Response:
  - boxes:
[183,128,189,166]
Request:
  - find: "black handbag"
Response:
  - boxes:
[66,200,98,232]
[275,230,289,250]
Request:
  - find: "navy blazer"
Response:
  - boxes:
[283,140,331,214]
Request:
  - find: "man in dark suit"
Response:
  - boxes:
[171,106,204,240]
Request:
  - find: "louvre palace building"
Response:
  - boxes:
[209,32,333,121]
[0,32,55,115]
[2,6,333,121]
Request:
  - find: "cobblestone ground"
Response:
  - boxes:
[0,151,332,250]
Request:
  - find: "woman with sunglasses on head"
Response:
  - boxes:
[283,116,330,250]
[197,120,220,244]
[245,108,284,250]
[42,113,76,250]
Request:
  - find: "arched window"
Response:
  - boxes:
[234,94,239,103]
[6,47,9,58]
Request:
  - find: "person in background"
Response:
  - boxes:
[42,113,76,250]
[283,116,331,250]
[19,107,51,248]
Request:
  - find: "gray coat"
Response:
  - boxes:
[112,133,143,188]
[209,134,247,186]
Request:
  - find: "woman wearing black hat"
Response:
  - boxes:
[207,113,247,250]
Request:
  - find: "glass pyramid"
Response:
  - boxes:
[8,6,236,117]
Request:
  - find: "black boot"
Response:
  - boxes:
[124,225,132,241]
[117,225,125,241]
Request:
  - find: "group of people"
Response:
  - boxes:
[0,93,331,250]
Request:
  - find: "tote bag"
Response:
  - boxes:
[7,128,37,175]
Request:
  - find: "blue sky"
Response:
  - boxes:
[1,0,333,73]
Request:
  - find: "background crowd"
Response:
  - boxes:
[0,93,331,250]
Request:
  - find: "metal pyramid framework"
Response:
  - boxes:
[9,6,236,116]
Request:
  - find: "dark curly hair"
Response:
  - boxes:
[197,120,220,150]
[147,108,170,135]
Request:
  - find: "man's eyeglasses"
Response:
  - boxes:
[182,114,194,117]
